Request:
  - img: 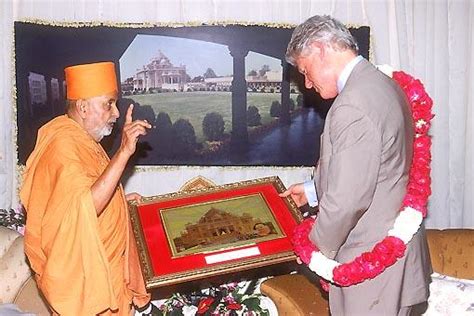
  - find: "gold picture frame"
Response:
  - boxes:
[129,176,302,289]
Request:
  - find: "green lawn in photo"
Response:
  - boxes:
[129,91,299,142]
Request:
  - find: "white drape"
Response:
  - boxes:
[0,0,471,228]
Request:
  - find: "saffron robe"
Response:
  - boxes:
[20,115,149,315]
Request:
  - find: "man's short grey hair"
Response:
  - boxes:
[286,15,359,66]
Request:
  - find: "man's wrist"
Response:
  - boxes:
[115,147,132,162]
[304,180,318,207]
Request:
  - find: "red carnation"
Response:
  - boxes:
[347,260,366,283]
[409,170,431,187]
[319,279,330,292]
[197,297,214,314]
[404,79,426,102]
[393,71,413,89]
[383,236,406,258]
[356,252,384,279]
[410,164,431,179]
[407,183,431,201]
[414,135,431,151]
[413,149,432,161]
[226,302,242,310]
[411,156,431,172]
[414,121,431,135]
[412,107,433,122]
[292,218,319,263]
[417,93,433,110]
[333,264,353,286]
[403,196,428,216]
[375,251,397,267]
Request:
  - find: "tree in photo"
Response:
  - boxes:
[259,64,271,77]
[247,69,258,76]
[172,118,197,157]
[203,112,225,141]
[153,111,174,158]
[247,105,262,126]
[203,68,217,79]
[270,100,282,117]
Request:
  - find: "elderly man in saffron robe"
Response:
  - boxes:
[20,62,158,315]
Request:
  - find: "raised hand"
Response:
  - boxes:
[279,183,308,207]
[119,104,151,157]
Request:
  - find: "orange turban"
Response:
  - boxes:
[65,62,118,100]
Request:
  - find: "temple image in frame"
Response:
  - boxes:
[160,193,283,257]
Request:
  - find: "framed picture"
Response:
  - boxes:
[15,21,370,167]
[129,176,303,289]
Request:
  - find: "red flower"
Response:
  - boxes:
[356,252,384,279]
[417,93,433,110]
[197,297,214,314]
[414,121,431,135]
[392,71,413,89]
[411,157,431,173]
[384,236,406,258]
[414,135,431,151]
[404,79,426,102]
[333,264,352,286]
[292,218,318,264]
[319,279,330,292]
[346,261,366,284]
[226,302,242,310]
[412,107,433,122]
[403,194,428,216]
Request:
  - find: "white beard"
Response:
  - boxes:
[101,124,113,137]
[94,123,114,142]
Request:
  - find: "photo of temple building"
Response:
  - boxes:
[172,206,263,254]
[132,50,189,92]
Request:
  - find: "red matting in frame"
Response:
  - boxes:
[130,176,303,288]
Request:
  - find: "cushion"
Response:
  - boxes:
[13,277,51,316]
[0,227,31,304]
[260,274,329,316]
[426,229,474,279]
[423,272,474,315]
[0,303,35,315]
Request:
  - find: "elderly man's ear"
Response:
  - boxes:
[75,99,87,118]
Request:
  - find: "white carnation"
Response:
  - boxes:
[388,207,423,243]
[308,251,340,282]
[182,305,198,316]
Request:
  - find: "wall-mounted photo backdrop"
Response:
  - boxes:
[15,21,369,166]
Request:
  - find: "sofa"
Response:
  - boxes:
[0,226,50,315]
[260,229,474,315]
[1,226,472,315]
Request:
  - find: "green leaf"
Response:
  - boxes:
[241,297,261,310]
[169,309,184,316]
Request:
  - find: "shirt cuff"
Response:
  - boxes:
[304,180,318,207]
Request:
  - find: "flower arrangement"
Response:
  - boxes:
[292,69,433,288]
[0,205,26,234]
[155,282,270,316]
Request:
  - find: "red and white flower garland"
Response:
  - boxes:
[292,68,433,288]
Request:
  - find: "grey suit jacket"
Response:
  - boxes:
[309,59,431,315]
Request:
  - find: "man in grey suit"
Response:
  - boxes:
[281,15,432,315]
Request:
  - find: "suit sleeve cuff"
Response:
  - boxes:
[304,180,318,207]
